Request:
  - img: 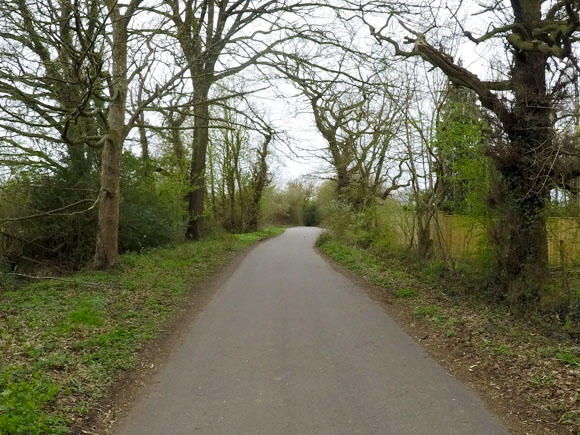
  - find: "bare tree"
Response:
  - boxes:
[266,48,405,208]
[163,0,321,239]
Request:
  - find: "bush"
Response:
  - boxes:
[118,153,187,253]
[0,152,188,270]
[0,172,99,269]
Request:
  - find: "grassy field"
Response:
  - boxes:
[0,227,284,434]
[318,235,580,435]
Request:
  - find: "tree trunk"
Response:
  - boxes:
[234,161,245,231]
[93,4,128,268]
[208,145,217,220]
[336,165,349,199]
[248,135,271,232]
[488,33,551,302]
[415,206,432,259]
[138,112,150,176]
[186,83,210,239]
[94,138,122,267]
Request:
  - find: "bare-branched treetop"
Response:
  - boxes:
[355,0,580,301]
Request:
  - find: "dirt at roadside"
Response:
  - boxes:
[319,248,580,435]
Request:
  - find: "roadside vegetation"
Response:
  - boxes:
[0,1,579,433]
[0,227,284,434]
[318,231,579,434]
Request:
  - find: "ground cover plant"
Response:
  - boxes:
[0,227,284,434]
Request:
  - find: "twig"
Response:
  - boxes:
[8,273,108,288]
[1,192,100,223]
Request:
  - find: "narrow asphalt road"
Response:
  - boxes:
[114,227,508,435]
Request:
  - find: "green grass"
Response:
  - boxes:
[319,239,415,289]
[556,349,580,368]
[414,305,439,317]
[394,288,416,299]
[0,227,284,434]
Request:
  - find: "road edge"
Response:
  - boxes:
[314,244,531,435]
[78,230,285,435]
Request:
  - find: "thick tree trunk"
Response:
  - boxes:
[490,184,548,302]
[488,36,551,302]
[93,4,128,268]
[336,165,349,199]
[186,83,210,239]
[94,138,122,268]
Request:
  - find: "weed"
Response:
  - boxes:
[558,410,580,425]
[556,349,580,368]
[0,371,67,434]
[394,288,416,299]
[34,353,70,371]
[415,305,439,317]
[481,339,513,357]
[528,372,555,386]
[432,314,449,326]
[492,344,513,356]
[68,307,103,327]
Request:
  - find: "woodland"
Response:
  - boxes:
[0,1,580,432]
[0,0,578,334]
[1,0,579,309]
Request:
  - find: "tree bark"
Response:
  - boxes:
[93,2,129,268]
[186,83,210,239]
[138,112,150,176]
[94,138,122,268]
[248,134,271,232]
[489,44,551,301]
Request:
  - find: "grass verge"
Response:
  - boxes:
[318,235,580,435]
[0,227,285,434]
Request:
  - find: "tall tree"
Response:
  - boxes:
[0,0,191,268]
[93,0,141,268]
[365,1,580,301]
[164,0,316,239]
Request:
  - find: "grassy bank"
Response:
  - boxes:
[318,235,580,435]
[0,227,284,434]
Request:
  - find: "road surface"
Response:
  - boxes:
[114,227,507,435]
